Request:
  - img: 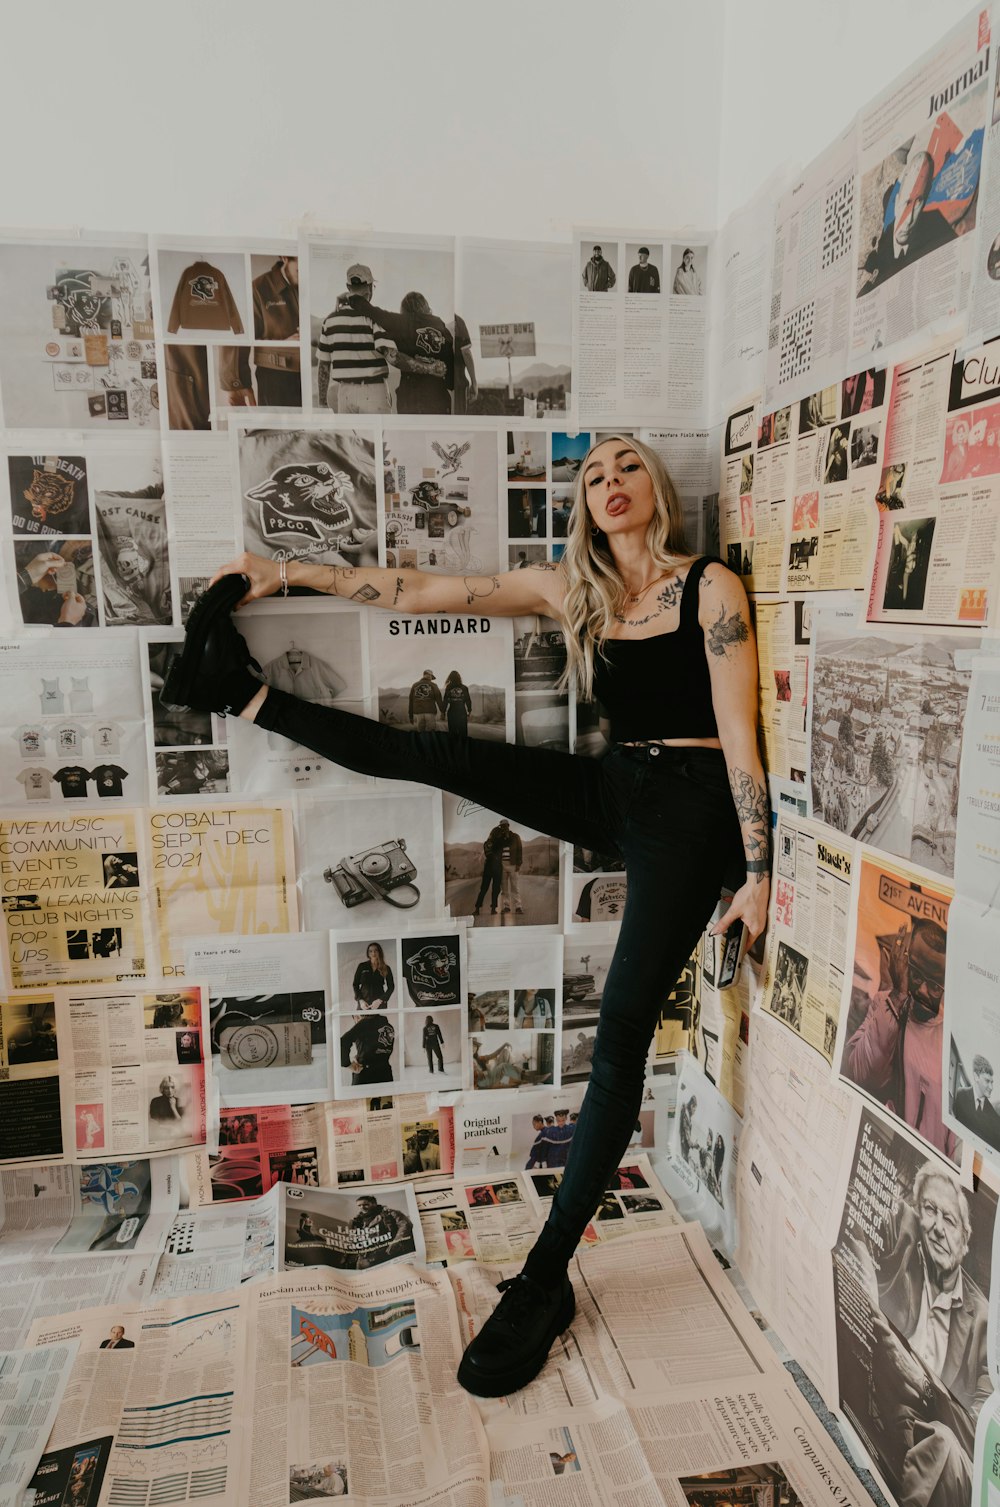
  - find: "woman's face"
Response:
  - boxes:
[367,945,380,966]
[582,440,657,538]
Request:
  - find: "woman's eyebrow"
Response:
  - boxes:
[583,448,637,476]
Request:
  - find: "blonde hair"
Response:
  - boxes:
[558,434,690,699]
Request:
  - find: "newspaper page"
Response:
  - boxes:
[836,844,958,1162]
[0,810,147,990]
[969,31,1000,341]
[832,1101,996,1507]
[850,9,990,366]
[809,612,974,878]
[666,1055,740,1254]
[574,228,711,423]
[0,1156,177,1263]
[760,812,854,1064]
[763,123,859,412]
[186,930,333,1106]
[0,633,148,815]
[280,1178,424,1273]
[695,922,751,1117]
[521,1151,681,1249]
[452,1081,588,1179]
[245,1261,489,1503]
[332,922,467,1096]
[382,425,503,573]
[943,895,1000,1164]
[300,228,456,416]
[416,1173,541,1266]
[26,1293,251,1507]
[0,232,158,432]
[719,398,771,592]
[787,366,887,592]
[0,991,65,1165]
[329,1093,449,1186]
[712,176,782,418]
[297,787,446,929]
[152,1187,279,1299]
[736,1116,841,1403]
[955,654,1000,904]
[53,983,210,1161]
[0,1249,157,1352]
[457,236,573,419]
[0,1341,78,1507]
[185,1100,332,1207]
[866,340,999,628]
[146,802,297,976]
[162,436,240,624]
[150,235,301,436]
[755,599,810,785]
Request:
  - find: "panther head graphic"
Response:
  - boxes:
[415,325,446,358]
[245,463,354,522]
[189,274,218,303]
[408,945,455,990]
[24,469,75,521]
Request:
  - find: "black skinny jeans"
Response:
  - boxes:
[255,688,745,1275]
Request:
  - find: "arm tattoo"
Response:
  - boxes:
[323,565,357,598]
[392,575,405,606]
[728,765,771,881]
[707,603,750,657]
[464,575,500,605]
[528,561,558,571]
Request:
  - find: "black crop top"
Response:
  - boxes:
[591,556,719,742]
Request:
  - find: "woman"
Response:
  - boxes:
[166,434,769,1398]
[352,942,394,1009]
[442,669,473,736]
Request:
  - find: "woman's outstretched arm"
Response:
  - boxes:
[698,562,771,943]
[211,550,565,619]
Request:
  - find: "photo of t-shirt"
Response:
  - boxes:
[15,724,46,759]
[91,763,128,798]
[93,721,124,755]
[54,765,91,799]
[54,723,84,757]
[15,767,55,801]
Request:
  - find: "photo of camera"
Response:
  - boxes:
[324,839,420,909]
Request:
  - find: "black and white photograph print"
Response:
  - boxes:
[770,940,808,1030]
[401,933,463,1008]
[850,422,880,468]
[338,1010,399,1090]
[561,1026,596,1085]
[669,244,705,296]
[147,641,215,748]
[562,942,614,1024]
[155,749,230,798]
[13,537,99,628]
[442,793,560,927]
[580,241,618,293]
[459,240,572,415]
[513,615,567,691]
[625,242,663,294]
[678,1464,802,1507]
[238,426,378,568]
[304,235,454,414]
[798,384,839,434]
[335,936,399,1013]
[298,789,444,928]
[823,424,849,484]
[509,543,548,571]
[402,1007,462,1089]
[382,426,500,573]
[289,1460,349,1499]
[882,516,935,611]
[146,1067,197,1145]
[0,239,157,429]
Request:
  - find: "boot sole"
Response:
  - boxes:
[456,1286,575,1398]
[161,574,250,707]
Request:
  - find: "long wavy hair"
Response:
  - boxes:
[366,942,389,978]
[558,434,690,699]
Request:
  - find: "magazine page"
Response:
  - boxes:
[0,1156,177,1261]
[719,394,787,593]
[754,599,811,788]
[574,227,712,423]
[712,175,783,417]
[186,930,333,1107]
[0,810,148,990]
[278,1178,425,1273]
[329,1093,449,1186]
[184,1100,332,1207]
[54,982,211,1161]
[955,654,1000,905]
[0,991,64,1166]
[849,10,990,367]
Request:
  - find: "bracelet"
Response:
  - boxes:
[745,859,771,873]
[279,558,288,597]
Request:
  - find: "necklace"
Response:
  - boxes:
[623,571,668,606]
[612,570,686,627]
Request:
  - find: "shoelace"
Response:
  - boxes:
[490,1274,549,1331]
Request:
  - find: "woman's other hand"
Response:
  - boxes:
[209,551,281,603]
[711,875,770,945]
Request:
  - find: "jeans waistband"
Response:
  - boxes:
[612,743,725,765]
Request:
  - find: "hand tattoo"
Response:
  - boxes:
[728,765,770,881]
[707,603,750,657]
[464,575,500,605]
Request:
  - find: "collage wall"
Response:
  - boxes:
[3,6,1000,1507]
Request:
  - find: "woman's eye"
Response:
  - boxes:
[622,463,639,473]
[587,474,603,487]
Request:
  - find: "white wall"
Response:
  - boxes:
[717,0,981,222]
[0,0,725,242]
